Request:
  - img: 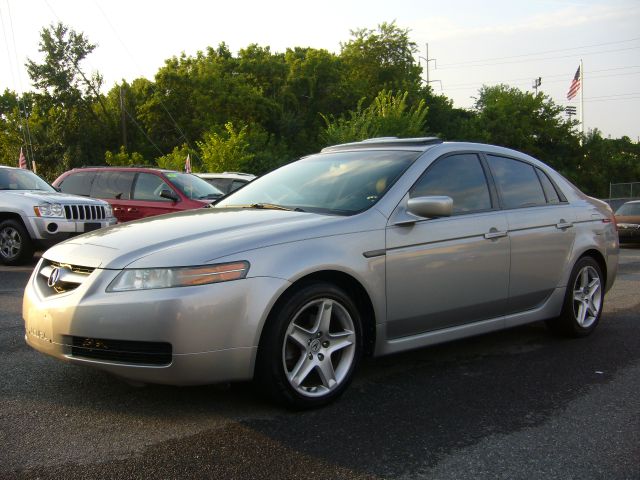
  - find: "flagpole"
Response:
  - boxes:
[580,58,584,138]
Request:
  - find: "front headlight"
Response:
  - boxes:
[103,204,113,218]
[106,261,250,292]
[34,203,65,218]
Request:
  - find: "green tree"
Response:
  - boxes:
[197,122,254,172]
[321,90,428,145]
[471,85,581,180]
[339,22,423,104]
[104,146,145,166]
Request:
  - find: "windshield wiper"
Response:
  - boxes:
[219,203,305,212]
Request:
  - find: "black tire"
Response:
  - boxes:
[255,282,363,409]
[0,219,34,266]
[546,257,604,337]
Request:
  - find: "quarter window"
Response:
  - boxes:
[411,153,492,214]
[487,155,546,209]
[536,168,561,204]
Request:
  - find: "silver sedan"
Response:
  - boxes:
[23,138,618,408]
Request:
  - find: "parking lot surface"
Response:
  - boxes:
[1,248,639,479]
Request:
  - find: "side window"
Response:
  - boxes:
[410,153,492,214]
[91,172,134,199]
[58,171,95,196]
[536,168,561,204]
[133,173,173,201]
[230,180,246,192]
[487,155,546,209]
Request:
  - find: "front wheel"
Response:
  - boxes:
[547,257,604,337]
[0,219,34,266]
[255,282,362,409]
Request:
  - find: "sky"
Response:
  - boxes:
[1,0,639,140]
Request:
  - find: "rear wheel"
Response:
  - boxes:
[0,219,34,266]
[547,257,604,337]
[255,282,362,409]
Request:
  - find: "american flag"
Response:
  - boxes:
[18,148,27,169]
[566,66,581,100]
[185,154,191,173]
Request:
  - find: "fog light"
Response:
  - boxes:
[46,223,58,233]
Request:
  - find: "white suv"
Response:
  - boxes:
[0,165,116,265]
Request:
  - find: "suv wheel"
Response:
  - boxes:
[0,219,34,265]
[256,282,362,409]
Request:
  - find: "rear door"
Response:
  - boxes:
[385,152,510,338]
[485,154,576,314]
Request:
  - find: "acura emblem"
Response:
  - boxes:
[47,267,61,288]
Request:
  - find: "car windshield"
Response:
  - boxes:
[616,203,640,216]
[164,172,224,200]
[216,150,420,215]
[0,168,56,192]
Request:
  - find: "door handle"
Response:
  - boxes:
[127,208,138,213]
[484,229,508,240]
[556,221,573,229]
[113,207,123,212]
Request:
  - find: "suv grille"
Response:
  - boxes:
[70,337,172,365]
[64,204,107,221]
[38,260,95,295]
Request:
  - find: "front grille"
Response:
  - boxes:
[71,337,172,365]
[64,204,107,221]
[38,260,95,295]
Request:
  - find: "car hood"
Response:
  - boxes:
[43,207,381,269]
[5,190,106,205]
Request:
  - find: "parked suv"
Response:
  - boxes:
[0,165,115,265]
[195,172,256,194]
[54,167,224,222]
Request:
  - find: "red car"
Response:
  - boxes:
[54,167,223,222]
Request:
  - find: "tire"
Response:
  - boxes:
[255,282,363,409]
[546,257,604,337]
[0,219,34,266]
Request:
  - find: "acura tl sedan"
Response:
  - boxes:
[23,138,619,408]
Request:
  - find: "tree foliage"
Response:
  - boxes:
[322,90,428,145]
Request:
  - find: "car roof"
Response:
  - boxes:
[321,137,443,153]
[65,166,179,174]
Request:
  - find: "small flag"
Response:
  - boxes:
[566,66,581,100]
[18,148,27,169]
[185,154,191,173]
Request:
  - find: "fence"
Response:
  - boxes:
[607,182,640,211]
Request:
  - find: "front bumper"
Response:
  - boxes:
[26,215,117,241]
[617,224,640,243]
[23,261,289,385]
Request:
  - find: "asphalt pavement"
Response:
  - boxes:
[1,248,639,479]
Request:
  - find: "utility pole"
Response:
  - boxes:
[119,85,127,150]
[532,77,541,94]
[419,43,440,90]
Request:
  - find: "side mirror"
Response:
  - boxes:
[160,189,179,202]
[407,196,453,218]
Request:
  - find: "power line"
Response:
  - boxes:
[438,36,640,68]
[438,45,640,69]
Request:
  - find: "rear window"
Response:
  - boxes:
[58,171,95,196]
